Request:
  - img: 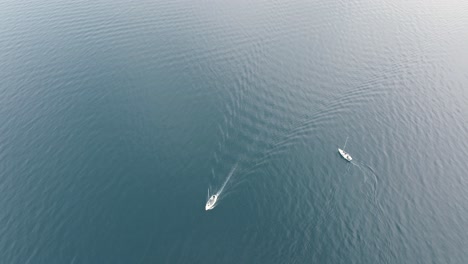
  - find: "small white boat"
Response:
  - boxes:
[338,148,352,161]
[338,137,352,161]
[205,194,218,210]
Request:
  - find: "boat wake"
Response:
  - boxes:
[349,160,379,204]
[206,163,238,210]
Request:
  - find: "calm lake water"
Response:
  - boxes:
[1,0,467,263]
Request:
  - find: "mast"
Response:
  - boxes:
[343,137,348,150]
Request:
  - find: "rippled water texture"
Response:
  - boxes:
[0,0,467,263]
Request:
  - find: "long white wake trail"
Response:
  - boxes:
[207,164,238,210]
[216,163,238,196]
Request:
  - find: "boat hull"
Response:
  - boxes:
[205,195,218,210]
[338,148,352,161]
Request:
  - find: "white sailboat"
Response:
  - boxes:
[205,189,218,210]
[338,137,352,161]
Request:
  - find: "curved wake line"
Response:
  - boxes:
[350,160,379,204]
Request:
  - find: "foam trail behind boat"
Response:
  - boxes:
[351,160,379,203]
[216,163,238,196]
